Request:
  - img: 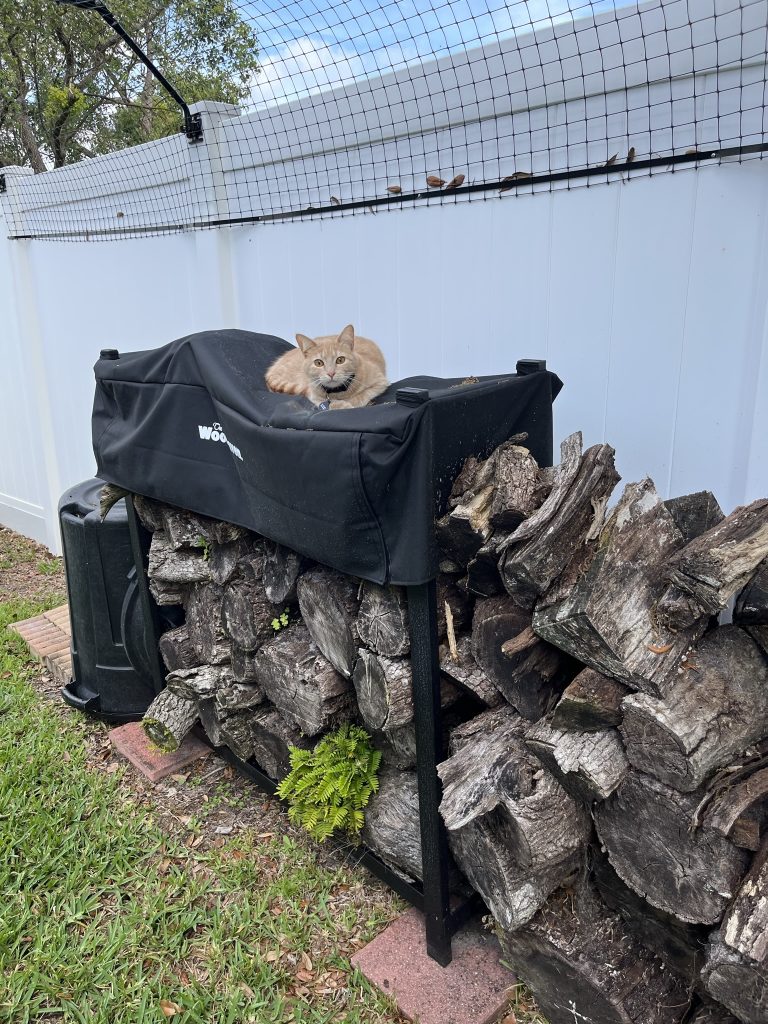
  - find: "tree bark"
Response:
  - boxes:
[720,841,768,964]
[361,769,424,882]
[498,885,691,1024]
[149,578,187,607]
[436,485,495,565]
[686,1000,741,1024]
[526,717,629,802]
[702,932,768,1024]
[166,664,231,701]
[263,541,306,604]
[703,763,768,852]
[488,444,544,530]
[439,709,588,931]
[221,578,277,652]
[663,491,724,544]
[620,626,768,792]
[231,645,260,683]
[734,555,768,626]
[500,435,620,609]
[218,711,256,761]
[254,623,353,736]
[439,635,503,707]
[133,494,166,532]
[297,567,360,677]
[594,771,750,925]
[471,595,573,720]
[250,705,311,780]
[658,498,768,625]
[551,668,630,732]
[162,506,250,549]
[142,689,198,753]
[159,625,201,672]
[148,530,211,585]
[534,479,706,697]
[185,583,231,665]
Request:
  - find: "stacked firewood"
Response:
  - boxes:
[135,430,768,1024]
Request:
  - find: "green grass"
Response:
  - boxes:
[0,598,401,1024]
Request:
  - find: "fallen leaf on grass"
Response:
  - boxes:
[265,949,281,963]
[295,969,314,984]
[160,999,182,1016]
[300,951,313,972]
[239,982,255,998]
[62,751,71,762]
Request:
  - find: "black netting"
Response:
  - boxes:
[4,0,767,240]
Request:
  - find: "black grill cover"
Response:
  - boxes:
[92,330,561,585]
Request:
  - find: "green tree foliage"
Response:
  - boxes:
[0,0,258,170]
[276,725,382,843]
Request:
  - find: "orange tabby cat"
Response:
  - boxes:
[265,324,388,409]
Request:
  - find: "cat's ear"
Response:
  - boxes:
[337,324,355,350]
[295,333,315,352]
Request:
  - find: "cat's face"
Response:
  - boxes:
[296,325,358,393]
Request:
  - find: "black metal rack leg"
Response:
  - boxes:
[407,580,453,967]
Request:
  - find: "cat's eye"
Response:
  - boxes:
[314,359,324,367]
[336,356,346,364]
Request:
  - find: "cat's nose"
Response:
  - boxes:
[328,370,336,378]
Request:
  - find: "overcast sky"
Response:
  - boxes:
[242,0,629,106]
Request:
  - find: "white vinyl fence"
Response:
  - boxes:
[1,3,767,553]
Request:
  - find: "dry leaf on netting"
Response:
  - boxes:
[605,153,618,166]
[386,184,402,194]
[445,174,465,189]
[330,196,341,206]
[426,175,445,187]
[627,147,636,162]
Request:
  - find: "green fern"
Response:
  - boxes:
[276,724,381,843]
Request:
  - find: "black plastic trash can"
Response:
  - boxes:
[58,478,176,721]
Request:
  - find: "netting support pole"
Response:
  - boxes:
[407,579,453,966]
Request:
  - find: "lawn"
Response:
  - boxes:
[0,529,404,1024]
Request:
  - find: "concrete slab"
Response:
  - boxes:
[110,721,212,783]
[352,908,514,1024]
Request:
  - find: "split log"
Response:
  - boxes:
[436,484,494,565]
[356,583,410,657]
[142,689,198,753]
[231,645,259,684]
[594,771,750,925]
[448,703,527,754]
[148,530,211,585]
[526,717,629,802]
[471,595,574,720]
[214,681,265,713]
[218,711,256,761]
[184,583,231,665]
[254,624,353,736]
[352,649,460,731]
[162,506,249,549]
[221,578,277,652]
[149,578,187,606]
[534,479,707,697]
[500,434,620,608]
[208,536,264,586]
[376,722,419,770]
[721,841,768,964]
[551,669,630,732]
[361,769,424,882]
[133,494,166,532]
[663,491,724,544]
[197,697,225,747]
[166,664,231,701]
[438,708,589,930]
[734,555,768,625]
[297,567,360,677]
[263,541,306,604]
[591,848,708,985]
[499,885,691,1024]
[159,625,201,672]
[436,579,472,637]
[249,705,310,780]
[620,626,768,792]
[702,932,768,1024]
[746,623,768,659]
[488,444,543,530]
[704,763,768,852]
[465,538,505,597]
[658,498,768,626]
[439,635,503,707]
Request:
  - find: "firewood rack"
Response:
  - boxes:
[122,369,554,967]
